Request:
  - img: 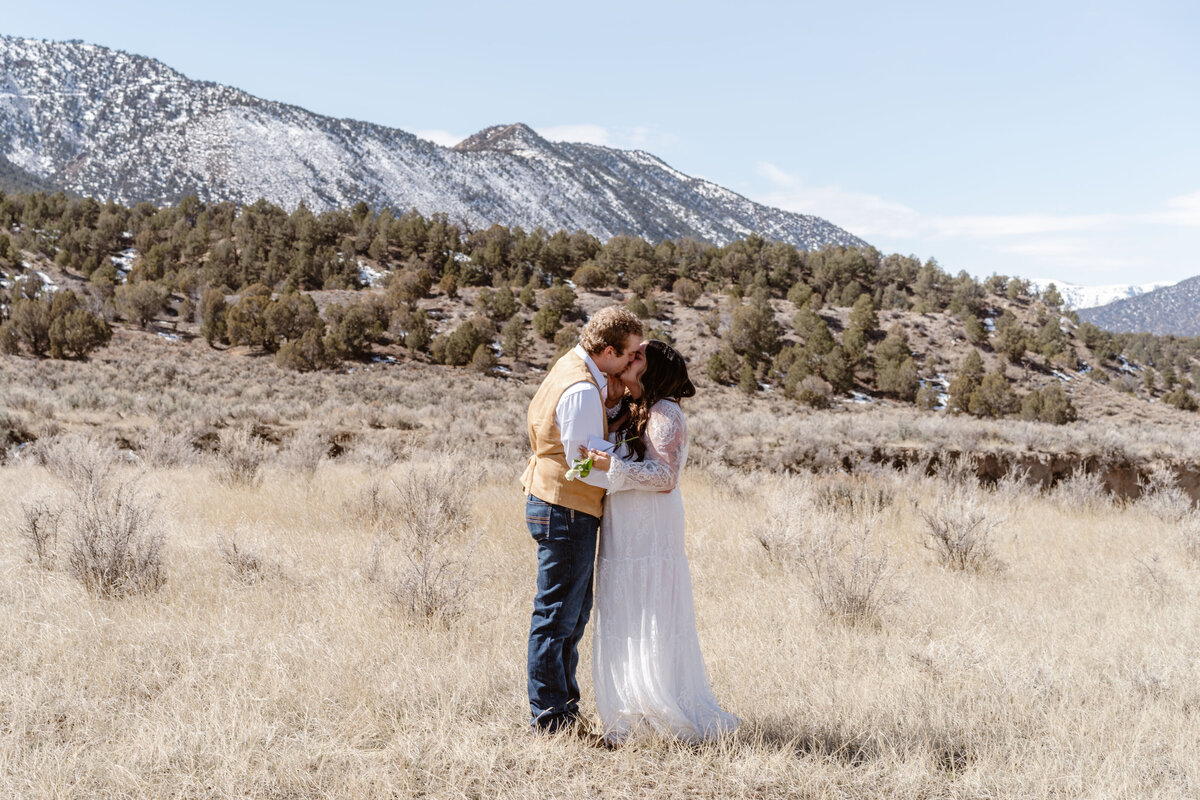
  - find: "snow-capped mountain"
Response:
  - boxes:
[1078,275,1200,336]
[1028,278,1175,310]
[0,35,866,250]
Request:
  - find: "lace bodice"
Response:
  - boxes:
[608,399,688,493]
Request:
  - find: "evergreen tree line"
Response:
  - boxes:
[1,188,1198,420]
[945,349,1077,424]
[697,288,1086,422]
[0,188,937,299]
[0,273,111,358]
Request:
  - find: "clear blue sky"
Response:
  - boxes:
[6,0,1199,285]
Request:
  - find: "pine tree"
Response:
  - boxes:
[948,350,985,413]
[392,308,432,352]
[472,343,498,373]
[916,383,939,410]
[842,325,868,369]
[225,289,272,348]
[533,306,562,341]
[672,277,702,306]
[1036,318,1066,359]
[49,308,111,359]
[1164,387,1199,412]
[706,345,740,385]
[435,320,487,366]
[1042,282,1064,309]
[848,294,878,334]
[199,289,227,346]
[969,371,1019,418]
[322,303,381,360]
[114,282,168,328]
[787,281,814,309]
[518,282,536,308]
[625,295,650,319]
[1020,389,1044,421]
[874,325,919,400]
[501,314,528,360]
[7,297,51,355]
[738,360,758,394]
[572,262,607,290]
[965,315,989,347]
[1038,384,1077,424]
[822,345,853,393]
[994,311,1028,363]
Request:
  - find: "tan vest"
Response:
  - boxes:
[521,351,606,518]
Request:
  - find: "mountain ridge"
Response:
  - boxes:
[1078,275,1200,336]
[1028,278,1175,311]
[0,34,866,250]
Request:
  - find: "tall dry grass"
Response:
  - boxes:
[21,434,167,597]
[919,486,1007,573]
[362,456,479,621]
[759,475,903,626]
[3,329,1200,796]
[5,328,1200,484]
[4,443,1200,798]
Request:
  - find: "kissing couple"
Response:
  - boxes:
[521,306,740,745]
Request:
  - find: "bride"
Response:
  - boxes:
[583,340,740,744]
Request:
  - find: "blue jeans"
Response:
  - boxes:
[525,494,600,731]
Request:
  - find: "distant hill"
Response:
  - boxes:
[0,35,865,251]
[1079,275,1200,335]
[0,153,62,194]
[1028,278,1174,311]
[3,184,1198,431]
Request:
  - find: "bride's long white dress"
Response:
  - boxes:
[594,398,740,743]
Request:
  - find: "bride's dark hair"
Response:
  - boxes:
[622,340,695,462]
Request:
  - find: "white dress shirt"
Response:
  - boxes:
[556,344,609,490]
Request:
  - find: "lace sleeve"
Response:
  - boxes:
[607,400,687,493]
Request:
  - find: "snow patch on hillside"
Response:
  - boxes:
[358,260,387,287]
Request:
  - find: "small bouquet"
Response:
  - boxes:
[565,436,637,481]
[564,456,594,481]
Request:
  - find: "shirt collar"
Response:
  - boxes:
[574,344,606,389]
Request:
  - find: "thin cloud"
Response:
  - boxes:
[536,124,681,153]
[414,129,465,148]
[536,124,613,146]
[755,162,1200,283]
[757,161,1197,240]
[998,237,1147,271]
[925,213,1119,239]
[754,162,920,239]
[1143,190,1200,227]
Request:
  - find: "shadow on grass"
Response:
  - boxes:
[741,717,973,774]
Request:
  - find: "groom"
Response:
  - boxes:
[521,306,644,734]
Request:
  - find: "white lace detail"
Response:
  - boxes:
[593,397,740,744]
[607,399,688,494]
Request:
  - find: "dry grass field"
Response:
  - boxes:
[4,413,1200,798]
[4,326,1200,798]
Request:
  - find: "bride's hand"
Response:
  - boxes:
[604,372,625,408]
[586,449,612,471]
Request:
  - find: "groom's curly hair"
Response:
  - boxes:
[580,306,643,355]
